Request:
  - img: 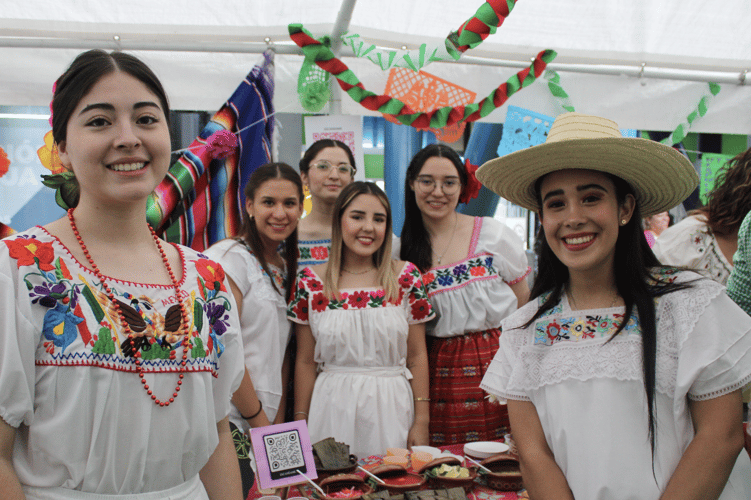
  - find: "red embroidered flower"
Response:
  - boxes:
[546,321,561,341]
[311,246,329,260]
[307,279,324,292]
[4,237,55,270]
[194,258,227,292]
[410,299,431,321]
[310,292,330,312]
[291,299,308,321]
[422,272,435,286]
[469,266,486,277]
[398,273,413,288]
[459,160,482,204]
[347,290,370,309]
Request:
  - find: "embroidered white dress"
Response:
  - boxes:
[481,270,751,500]
[0,227,244,499]
[287,262,434,458]
[653,215,732,284]
[205,239,290,427]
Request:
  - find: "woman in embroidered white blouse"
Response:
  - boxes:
[477,113,751,500]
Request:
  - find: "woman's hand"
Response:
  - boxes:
[407,419,430,448]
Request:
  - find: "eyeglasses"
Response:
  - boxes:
[414,176,461,195]
[311,160,356,176]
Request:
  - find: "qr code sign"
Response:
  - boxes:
[264,429,306,479]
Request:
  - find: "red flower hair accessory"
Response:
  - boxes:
[459,159,482,204]
[204,130,238,160]
[49,81,56,127]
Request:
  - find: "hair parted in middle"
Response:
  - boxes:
[239,162,303,301]
[324,181,398,302]
[299,139,356,176]
[400,144,468,273]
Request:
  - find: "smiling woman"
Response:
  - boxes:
[290,182,433,458]
[0,50,245,500]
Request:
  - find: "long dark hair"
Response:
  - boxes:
[400,144,468,272]
[238,163,303,300]
[526,172,694,462]
[299,139,356,176]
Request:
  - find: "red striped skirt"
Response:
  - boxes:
[427,328,509,446]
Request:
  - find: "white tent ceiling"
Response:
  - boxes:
[1,0,750,134]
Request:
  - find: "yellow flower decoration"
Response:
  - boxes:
[302,184,312,218]
[37,130,66,174]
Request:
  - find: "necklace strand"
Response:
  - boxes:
[433,212,458,265]
[341,266,375,275]
[67,209,189,407]
[566,287,619,311]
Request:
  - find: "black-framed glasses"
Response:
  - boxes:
[311,160,356,176]
[414,175,461,195]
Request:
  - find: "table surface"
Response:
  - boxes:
[248,442,525,500]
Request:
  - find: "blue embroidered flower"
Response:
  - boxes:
[453,264,467,276]
[436,274,454,286]
[42,303,84,353]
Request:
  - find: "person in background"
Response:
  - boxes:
[653,148,751,284]
[394,144,530,446]
[291,182,432,457]
[205,162,303,497]
[297,139,357,267]
[643,211,671,247]
[479,112,751,500]
[0,49,243,500]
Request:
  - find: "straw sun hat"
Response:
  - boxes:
[476,112,698,217]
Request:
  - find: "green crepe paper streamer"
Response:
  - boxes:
[338,0,517,72]
[661,82,721,146]
[290,23,555,128]
[41,171,79,210]
[544,70,575,112]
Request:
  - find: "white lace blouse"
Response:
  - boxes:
[481,270,751,499]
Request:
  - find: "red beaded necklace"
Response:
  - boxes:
[67,208,190,407]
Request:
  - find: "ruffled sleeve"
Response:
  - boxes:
[288,267,314,325]
[671,278,751,401]
[0,236,39,428]
[480,300,539,403]
[480,218,530,284]
[401,262,435,324]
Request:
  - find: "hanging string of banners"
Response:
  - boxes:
[340,0,520,71]
[660,82,721,146]
[289,23,556,128]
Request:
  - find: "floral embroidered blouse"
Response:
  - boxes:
[653,215,732,284]
[481,270,751,499]
[393,217,530,338]
[0,227,243,494]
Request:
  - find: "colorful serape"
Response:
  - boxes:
[147,50,275,251]
[428,328,509,446]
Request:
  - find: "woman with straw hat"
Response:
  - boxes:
[478,113,751,499]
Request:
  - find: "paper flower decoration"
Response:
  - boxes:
[204,130,238,160]
[0,146,9,179]
[459,159,481,204]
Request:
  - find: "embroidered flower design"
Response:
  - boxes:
[453,264,468,276]
[398,273,413,288]
[4,236,56,271]
[411,298,431,321]
[41,303,84,353]
[436,274,454,286]
[348,290,370,309]
[307,279,324,292]
[546,321,561,342]
[422,272,435,286]
[204,301,229,335]
[194,258,227,292]
[31,281,68,308]
[311,246,329,261]
[570,319,586,338]
[311,292,330,312]
[470,266,486,277]
[290,298,308,321]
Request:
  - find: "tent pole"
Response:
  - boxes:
[328,0,358,115]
